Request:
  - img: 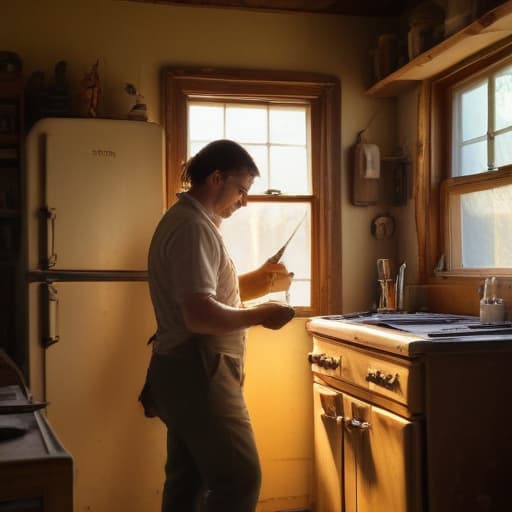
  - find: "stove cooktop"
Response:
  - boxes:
[322,312,512,338]
[308,312,512,356]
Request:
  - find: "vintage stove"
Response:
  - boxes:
[306,312,512,512]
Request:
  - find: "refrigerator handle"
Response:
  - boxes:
[40,282,60,348]
[41,207,57,268]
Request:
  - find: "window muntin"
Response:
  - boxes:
[188,100,312,306]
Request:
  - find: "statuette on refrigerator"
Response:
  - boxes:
[79,59,101,118]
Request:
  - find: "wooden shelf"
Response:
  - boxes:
[366,0,512,97]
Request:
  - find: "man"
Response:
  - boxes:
[140,139,295,512]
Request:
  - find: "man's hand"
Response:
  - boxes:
[181,294,294,334]
[239,261,294,301]
[255,301,295,330]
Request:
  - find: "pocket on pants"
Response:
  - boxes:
[222,354,242,383]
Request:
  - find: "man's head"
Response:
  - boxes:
[182,140,260,219]
[181,139,259,189]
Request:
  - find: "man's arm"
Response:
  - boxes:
[238,261,293,301]
[182,293,294,335]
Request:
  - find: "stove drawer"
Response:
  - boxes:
[310,336,424,415]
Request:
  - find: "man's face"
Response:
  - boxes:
[214,170,255,218]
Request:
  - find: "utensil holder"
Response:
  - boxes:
[480,301,505,324]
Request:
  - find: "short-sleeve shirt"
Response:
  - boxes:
[148,193,245,356]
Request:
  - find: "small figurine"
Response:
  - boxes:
[124,83,148,121]
[80,60,101,117]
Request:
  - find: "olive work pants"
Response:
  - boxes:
[140,339,261,512]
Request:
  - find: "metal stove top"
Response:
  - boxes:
[307,312,512,356]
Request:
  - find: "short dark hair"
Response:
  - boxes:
[181,139,259,189]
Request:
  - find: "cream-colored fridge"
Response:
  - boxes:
[24,118,167,512]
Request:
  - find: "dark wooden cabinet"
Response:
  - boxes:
[0,350,73,512]
[0,71,24,372]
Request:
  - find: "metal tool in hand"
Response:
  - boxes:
[268,211,308,264]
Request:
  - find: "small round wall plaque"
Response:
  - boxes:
[371,214,395,239]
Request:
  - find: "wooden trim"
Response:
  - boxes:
[415,81,431,282]
[161,66,341,314]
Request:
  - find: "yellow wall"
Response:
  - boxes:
[1,1,399,509]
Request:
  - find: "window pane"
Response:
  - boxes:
[495,130,512,168]
[226,105,267,143]
[269,146,309,194]
[189,141,208,157]
[188,104,224,141]
[461,140,487,176]
[461,81,487,141]
[268,279,310,308]
[220,202,311,306]
[460,184,512,268]
[495,66,512,131]
[269,107,307,145]
[241,144,268,194]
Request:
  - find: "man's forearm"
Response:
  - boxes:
[182,295,263,335]
[181,294,295,334]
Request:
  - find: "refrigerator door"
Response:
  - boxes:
[26,118,165,271]
[31,280,165,512]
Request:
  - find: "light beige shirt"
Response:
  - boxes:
[148,193,246,357]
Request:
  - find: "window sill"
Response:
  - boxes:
[434,270,512,279]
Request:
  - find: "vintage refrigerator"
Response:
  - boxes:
[24,118,167,512]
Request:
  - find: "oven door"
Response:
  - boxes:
[342,393,423,512]
[313,382,344,512]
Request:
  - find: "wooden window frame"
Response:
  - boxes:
[161,66,342,315]
[441,165,512,274]
[419,38,512,284]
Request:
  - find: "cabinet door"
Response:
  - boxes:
[313,382,344,512]
[342,393,423,512]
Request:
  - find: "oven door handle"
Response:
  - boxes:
[321,413,344,425]
[346,417,371,430]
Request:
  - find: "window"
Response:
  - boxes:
[188,101,312,306]
[423,44,512,277]
[162,67,341,314]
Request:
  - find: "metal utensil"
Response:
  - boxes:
[268,211,307,264]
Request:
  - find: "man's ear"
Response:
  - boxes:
[209,170,224,186]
